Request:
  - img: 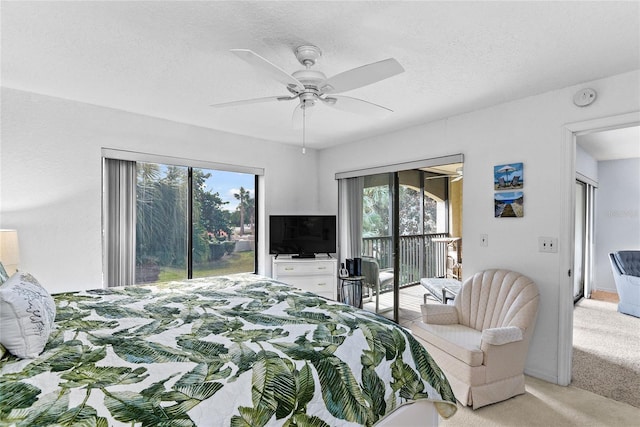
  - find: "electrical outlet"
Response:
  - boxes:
[480,234,489,247]
[538,237,558,253]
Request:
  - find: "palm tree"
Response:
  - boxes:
[234,187,250,235]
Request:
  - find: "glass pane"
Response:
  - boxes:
[399,170,423,236]
[362,174,393,268]
[423,175,448,234]
[398,170,423,286]
[574,181,586,301]
[136,163,188,284]
[361,173,395,317]
[192,169,255,277]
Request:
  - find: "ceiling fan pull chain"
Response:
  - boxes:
[302,102,306,154]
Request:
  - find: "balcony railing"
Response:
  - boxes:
[362,233,450,288]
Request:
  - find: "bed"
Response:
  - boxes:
[0,273,457,426]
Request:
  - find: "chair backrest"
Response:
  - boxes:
[361,257,380,287]
[454,269,539,332]
[613,251,640,277]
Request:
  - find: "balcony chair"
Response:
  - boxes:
[411,269,539,409]
[609,251,640,317]
[361,257,394,313]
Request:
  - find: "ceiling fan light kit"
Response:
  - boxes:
[211,44,405,153]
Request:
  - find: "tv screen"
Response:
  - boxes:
[269,215,337,257]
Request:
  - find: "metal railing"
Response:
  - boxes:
[362,233,449,288]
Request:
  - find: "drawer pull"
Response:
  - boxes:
[317,282,327,286]
[317,266,327,270]
[284,267,295,271]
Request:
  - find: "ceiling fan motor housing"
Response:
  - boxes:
[292,69,326,87]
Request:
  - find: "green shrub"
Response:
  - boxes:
[209,242,226,260]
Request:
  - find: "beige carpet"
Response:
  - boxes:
[571,298,640,408]
[440,376,640,426]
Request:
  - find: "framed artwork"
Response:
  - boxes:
[494,162,523,190]
[495,191,524,218]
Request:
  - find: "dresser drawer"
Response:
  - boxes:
[272,257,337,300]
[289,276,335,295]
[274,262,334,277]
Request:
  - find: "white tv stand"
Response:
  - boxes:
[272,256,337,301]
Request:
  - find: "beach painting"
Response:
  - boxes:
[495,191,524,218]
[494,162,523,190]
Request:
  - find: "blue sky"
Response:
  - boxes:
[203,170,254,212]
[152,163,255,212]
[493,162,523,183]
[494,191,523,202]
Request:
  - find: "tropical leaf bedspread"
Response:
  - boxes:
[0,274,456,426]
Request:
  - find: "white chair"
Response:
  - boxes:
[411,269,539,409]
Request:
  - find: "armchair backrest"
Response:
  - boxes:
[612,251,640,277]
[361,257,380,287]
[454,269,539,332]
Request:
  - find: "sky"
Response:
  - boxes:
[203,170,254,212]
[152,163,255,212]
[494,191,523,202]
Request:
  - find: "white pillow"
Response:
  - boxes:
[0,272,56,358]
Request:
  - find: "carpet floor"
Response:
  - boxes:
[440,376,640,426]
[571,298,640,408]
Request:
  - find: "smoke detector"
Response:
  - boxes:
[573,88,597,107]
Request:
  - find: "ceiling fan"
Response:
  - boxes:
[425,166,464,182]
[210,45,405,122]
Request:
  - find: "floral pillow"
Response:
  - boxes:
[0,271,56,358]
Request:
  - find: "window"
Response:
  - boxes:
[104,152,259,286]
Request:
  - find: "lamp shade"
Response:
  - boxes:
[0,229,20,274]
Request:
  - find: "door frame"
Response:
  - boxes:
[558,111,640,386]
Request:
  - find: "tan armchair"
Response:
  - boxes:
[410,269,539,409]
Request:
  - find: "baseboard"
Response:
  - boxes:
[524,367,557,384]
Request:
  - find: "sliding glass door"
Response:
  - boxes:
[574,179,596,302]
[339,158,463,323]
[357,168,461,321]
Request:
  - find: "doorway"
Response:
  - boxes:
[558,112,640,386]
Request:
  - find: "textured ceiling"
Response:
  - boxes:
[2,1,639,151]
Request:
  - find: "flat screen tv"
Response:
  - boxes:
[269,215,336,258]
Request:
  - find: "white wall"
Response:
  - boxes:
[317,70,640,383]
[575,144,598,182]
[0,88,319,293]
[594,158,640,292]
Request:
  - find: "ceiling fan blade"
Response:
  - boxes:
[231,49,305,91]
[425,174,455,180]
[321,58,404,94]
[322,95,393,117]
[210,95,295,108]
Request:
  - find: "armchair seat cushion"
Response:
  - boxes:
[413,321,484,367]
